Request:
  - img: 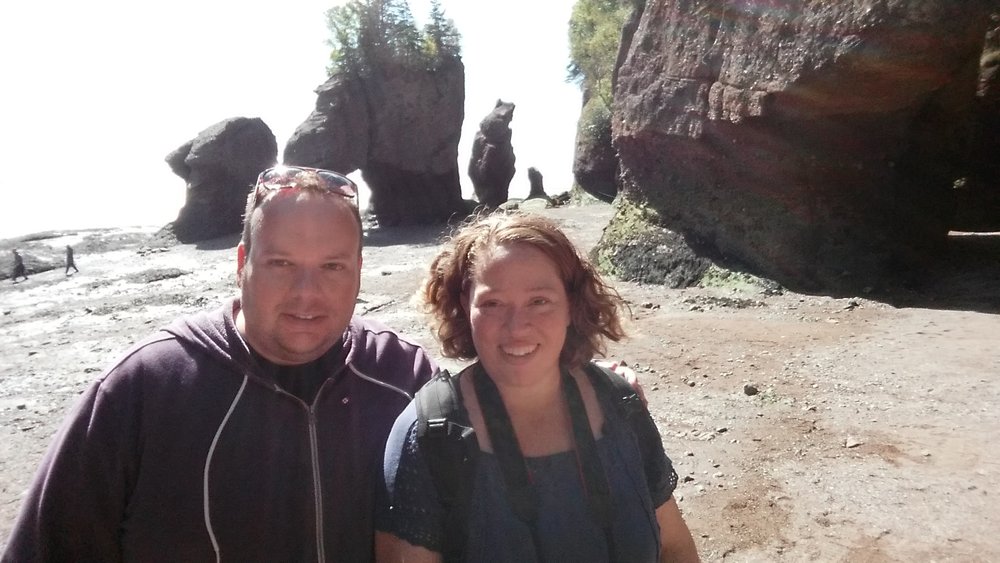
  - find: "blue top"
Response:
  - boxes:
[378,393,676,562]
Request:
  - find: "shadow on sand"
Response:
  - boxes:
[362,224,449,248]
[194,233,241,251]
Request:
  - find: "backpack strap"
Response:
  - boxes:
[471,363,539,526]
[414,366,478,562]
[561,368,617,558]
[583,362,671,501]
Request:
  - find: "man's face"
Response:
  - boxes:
[236,190,362,365]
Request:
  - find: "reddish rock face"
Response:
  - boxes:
[610,0,996,291]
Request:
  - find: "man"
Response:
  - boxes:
[2,166,436,562]
[10,249,28,282]
[64,245,79,275]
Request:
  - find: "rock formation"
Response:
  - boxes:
[165,117,276,242]
[526,167,552,202]
[282,74,369,176]
[602,0,997,292]
[468,100,517,208]
[572,88,618,202]
[284,61,467,226]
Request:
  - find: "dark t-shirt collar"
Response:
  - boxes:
[248,340,348,405]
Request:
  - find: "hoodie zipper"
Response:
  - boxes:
[270,385,327,562]
[225,308,334,562]
[308,407,326,563]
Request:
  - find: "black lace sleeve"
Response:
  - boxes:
[634,407,679,506]
[588,363,679,507]
[378,403,445,551]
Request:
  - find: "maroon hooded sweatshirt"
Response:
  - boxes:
[2,298,435,562]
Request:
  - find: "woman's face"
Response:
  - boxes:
[463,242,571,387]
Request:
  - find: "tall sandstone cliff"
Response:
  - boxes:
[605,0,997,291]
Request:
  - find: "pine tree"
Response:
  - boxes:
[326,0,462,76]
[423,0,462,67]
[567,0,630,106]
[326,3,365,74]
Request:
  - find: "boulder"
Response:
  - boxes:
[468,100,517,208]
[284,61,467,225]
[572,89,618,202]
[165,117,276,243]
[608,0,996,292]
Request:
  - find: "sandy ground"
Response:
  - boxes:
[1,203,998,561]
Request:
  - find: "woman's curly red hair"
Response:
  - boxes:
[419,211,626,366]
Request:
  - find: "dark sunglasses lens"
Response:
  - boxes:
[316,171,357,197]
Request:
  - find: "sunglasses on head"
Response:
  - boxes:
[249,166,358,209]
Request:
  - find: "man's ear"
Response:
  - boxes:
[236,243,247,288]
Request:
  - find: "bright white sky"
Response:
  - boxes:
[0,0,581,239]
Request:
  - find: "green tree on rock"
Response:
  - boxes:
[424,0,462,66]
[326,0,461,75]
[568,0,631,107]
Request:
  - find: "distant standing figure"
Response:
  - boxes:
[65,245,79,275]
[11,249,28,282]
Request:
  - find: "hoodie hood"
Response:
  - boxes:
[161,297,254,375]
[159,296,435,402]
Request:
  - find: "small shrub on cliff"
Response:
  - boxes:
[578,96,613,150]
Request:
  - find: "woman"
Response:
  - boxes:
[376,212,699,562]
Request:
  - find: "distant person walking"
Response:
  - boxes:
[65,245,79,275]
[11,249,28,283]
